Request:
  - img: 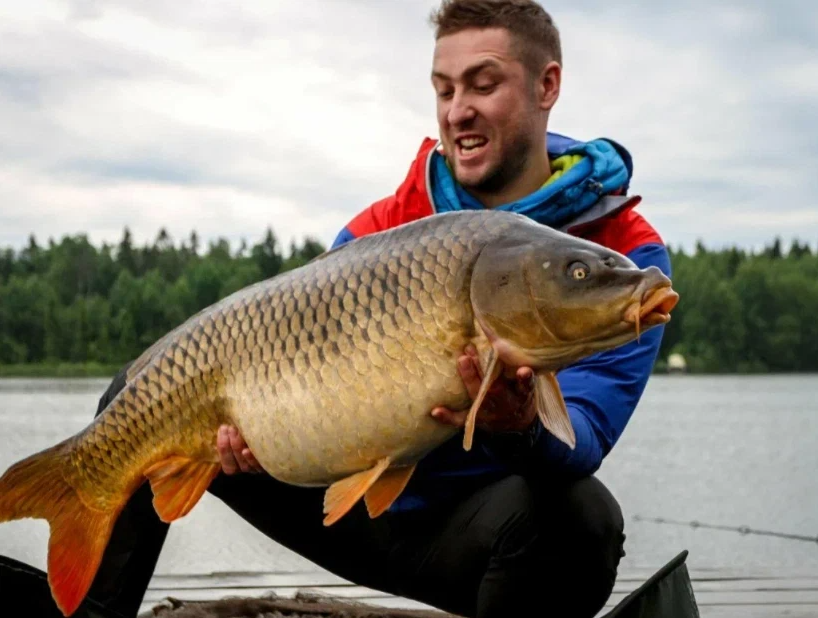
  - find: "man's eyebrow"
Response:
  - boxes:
[431,59,503,82]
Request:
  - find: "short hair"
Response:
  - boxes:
[430,0,562,74]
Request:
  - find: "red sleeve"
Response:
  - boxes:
[581,202,665,255]
[345,196,398,237]
[342,138,437,240]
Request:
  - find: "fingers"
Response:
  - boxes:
[448,345,537,432]
[457,353,484,400]
[516,366,533,380]
[228,426,253,473]
[241,447,264,473]
[516,367,534,393]
[431,406,468,428]
[217,425,263,474]
[217,425,239,475]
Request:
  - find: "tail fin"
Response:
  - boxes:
[0,444,118,616]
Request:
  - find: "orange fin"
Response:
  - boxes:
[323,457,391,526]
[144,456,221,523]
[534,371,576,450]
[463,349,502,451]
[0,443,119,616]
[364,464,417,518]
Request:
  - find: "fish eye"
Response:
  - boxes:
[568,261,590,280]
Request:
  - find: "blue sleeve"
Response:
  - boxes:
[331,226,356,249]
[527,242,672,477]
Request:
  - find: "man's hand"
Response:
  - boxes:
[217,425,264,475]
[432,345,537,434]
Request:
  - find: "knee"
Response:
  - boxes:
[561,476,625,560]
[530,477,624,616]
[470,475,539,559]
[558,477,625,606]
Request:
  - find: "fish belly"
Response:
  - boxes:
[233,347,470,486]
[223,220,490,485]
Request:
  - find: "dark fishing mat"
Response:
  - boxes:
[0,550,698,618]
[605,551,700,618]
[141,594,455,618]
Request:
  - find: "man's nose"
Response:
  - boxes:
[447,92,476,126]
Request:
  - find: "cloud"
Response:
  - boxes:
[0,0,816,254]
[551,1,818,251]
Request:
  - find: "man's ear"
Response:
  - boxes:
[537,61,561,112]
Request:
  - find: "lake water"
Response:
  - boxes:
[1,375,817,579]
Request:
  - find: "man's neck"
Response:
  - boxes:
[467,147,552,209]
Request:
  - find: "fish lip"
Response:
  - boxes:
[624,284,679,327]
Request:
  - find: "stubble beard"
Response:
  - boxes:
[455,128,534,198]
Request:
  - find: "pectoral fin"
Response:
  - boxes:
[323,457,391,526]
[364,464,417,518]
[463,349,503,452]
[144,456,221,523]
[534,371,576,450]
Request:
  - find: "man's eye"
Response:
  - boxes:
[475,83,495,93]
[437,90,453,100]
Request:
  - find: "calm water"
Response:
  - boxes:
[1,375,816,578]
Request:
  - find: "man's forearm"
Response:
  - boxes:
[484,405,605,479]
[527,407,605,476]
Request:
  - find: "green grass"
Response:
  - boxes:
[0,362,122,378]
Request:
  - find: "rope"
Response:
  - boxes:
[632,514,818,544]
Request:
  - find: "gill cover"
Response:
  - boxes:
[465,229,576,450]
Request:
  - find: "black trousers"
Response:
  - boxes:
[87,366,626,618]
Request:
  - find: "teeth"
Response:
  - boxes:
[459,137,486,150]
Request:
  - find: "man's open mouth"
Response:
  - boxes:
[456,136,488,157]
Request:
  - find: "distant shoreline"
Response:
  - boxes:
[0,363,813,379]
[0,363,122,378]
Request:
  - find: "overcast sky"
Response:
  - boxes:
[1,0,816,254]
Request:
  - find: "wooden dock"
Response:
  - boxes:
[138,566,818,618]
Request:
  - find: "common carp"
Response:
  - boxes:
[0,210,678,616]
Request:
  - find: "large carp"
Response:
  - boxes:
[0,210,677,616]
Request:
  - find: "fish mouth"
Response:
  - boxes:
[624,284,680,339]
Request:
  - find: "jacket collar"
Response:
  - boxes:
[424,132,635,230]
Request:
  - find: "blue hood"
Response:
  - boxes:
[430,132,634,229]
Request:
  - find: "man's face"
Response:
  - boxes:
[431,28,545,194]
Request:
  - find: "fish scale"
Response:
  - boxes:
[73,212,480,498]
[1,209,680,616]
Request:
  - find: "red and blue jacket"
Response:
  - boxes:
[332,133,670,511]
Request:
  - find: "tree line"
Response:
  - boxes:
[0,229,816,374]
[660,238,817,373]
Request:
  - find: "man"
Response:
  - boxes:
[87,1,670,617]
